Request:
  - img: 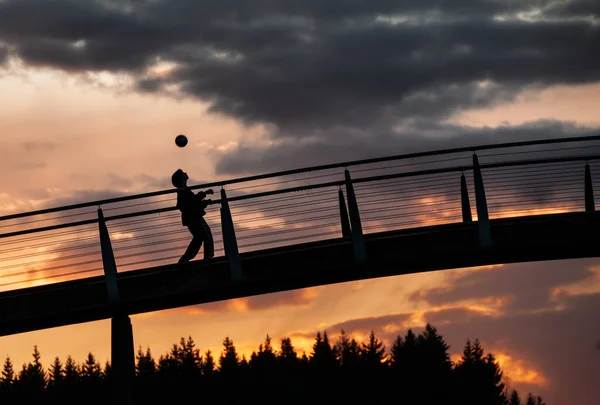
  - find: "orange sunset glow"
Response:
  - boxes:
[1,1,600,404]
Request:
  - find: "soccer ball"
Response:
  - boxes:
[175,134,188,147]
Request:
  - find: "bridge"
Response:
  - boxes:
[2,135,600,402]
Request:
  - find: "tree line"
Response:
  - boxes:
[0,324,545,404]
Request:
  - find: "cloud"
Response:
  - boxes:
[215,119,600,174]
[328,313,413,336]
[188,287,321,315]
[284,290,600,404]
[20,140,56,152]
[13,161,48,170]
[276,258,600,404]
[0,1,598,132]
[107,173,133,188]
[45,189,126,208]
[19,188,53,201]
[0,42,7,66]
[410,258,600,312]
[1,0,598,181]
[133,174,173,190]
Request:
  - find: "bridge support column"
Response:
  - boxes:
[344,169,367,262]
[472,154,492,248]
[338,188,352,239]
[585,163,595,212]
[98,209,134,405]
[460,173,473,223]
[111,313,135,405]
[220,189,243,281]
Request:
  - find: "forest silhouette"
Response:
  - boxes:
[0,324,546,405]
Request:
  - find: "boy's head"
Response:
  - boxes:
[171,169,189,188]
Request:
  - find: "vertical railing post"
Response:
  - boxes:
[338,188,352,239]
[97,208,134,405]
[344,169,367,262]
[585,163,595,212]
[98,209,119,306]
[220,188,243,281]
[472,154,492,248]
[460,173,473,223]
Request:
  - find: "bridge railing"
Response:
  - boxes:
[1,135,600,291]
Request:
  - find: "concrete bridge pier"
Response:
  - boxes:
[111,312,135,405]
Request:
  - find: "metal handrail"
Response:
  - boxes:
[1,152,599,240]
[1,134,599,222]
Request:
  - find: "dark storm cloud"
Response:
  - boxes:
[0,43,7,65]
[159,17,599,133]
[1,0,599,180]
[545,0,600,18]
[410,258,600,312]
[0,0,598,130]
[216,120,599,174]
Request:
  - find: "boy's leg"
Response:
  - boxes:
[178,226,203,263]
[201,218,214,260]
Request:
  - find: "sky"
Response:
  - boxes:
[1,0,600,404]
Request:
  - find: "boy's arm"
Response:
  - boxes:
[194,189,214,201]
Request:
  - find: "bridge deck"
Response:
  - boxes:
[2,211,599,337]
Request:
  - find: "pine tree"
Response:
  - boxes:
[389,335,403,370]
[0,324,544,405]
[310,331,338,371]
[394,329,420,397]
[136,346,156,378]
[280,338,297,362]
[485,353,506,404]
[509,389,522,405]
[17,346,46,400]
[418,324,451,368]
[360,330,386,369]
[336,330,361,370]
[63,355,80,385]
[134,346,157,405]
[103,361,112,381]
[416,324,453,403]
[454,339,506,405]
[0,357,15,387]
[179,336,202,377]
[278,337,299,376]
[525,393,539,405]
[47,356,64,388]
[251,334,277,373]
[300,352,309,368]
[240,354,250,371]
[82,352,102,381]
[202,349,215,376]
[219,336,240,374]
[404,329,419,364]
[0,356,16,401]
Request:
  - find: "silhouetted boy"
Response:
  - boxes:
[171,169,215,263]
